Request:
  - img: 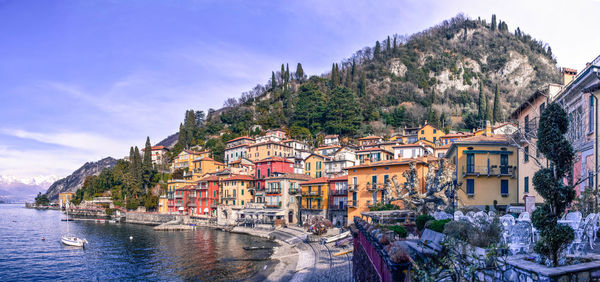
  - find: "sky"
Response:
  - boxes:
[1,0,599,183]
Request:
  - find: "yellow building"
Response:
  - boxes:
[346,157,433,221]
[247,141,292,162]
[190,157,226,179]
[445,134,518,209]
[158,195,168,213]
[300,177,329,221]
[356,148,394,164]
[304,153,327,178]
[219,174,254,207]
[417,124,444,144]
[58,192,75,209]
[171,149,210,172]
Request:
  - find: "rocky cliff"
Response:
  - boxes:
[44,157,117,201]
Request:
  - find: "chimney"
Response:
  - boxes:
[562,67,577,85]
[485,120,492,136]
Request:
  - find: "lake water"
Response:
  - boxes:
[0,204,275,281]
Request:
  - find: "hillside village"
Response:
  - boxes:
[55,54,600,228]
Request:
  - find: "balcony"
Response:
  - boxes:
[302,205,323,210]
[330,189,348,196]
[348,184,359,192]
[302,190,322,196]
[366,183,384,191]
[329,204,347,210]
[265,189,281,194]
[175,194,183,198]
[288,187,300,194]
[265,203,281,208]
[463,165,516,178]
[348,200,357,208]
[210,203,218,208]
[221,195,237,200]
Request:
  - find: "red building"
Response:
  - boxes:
[328,175,348,227]
[254,157,294,203]
[174,184,196,215]
[198,175,220,216]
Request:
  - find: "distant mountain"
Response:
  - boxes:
[44,157,118,201]
[0,175,57,203]
[156,132,178,149]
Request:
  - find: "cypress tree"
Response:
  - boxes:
[143,136,152,171]
[486,95,493,122]
[177,123,186,148]
[351,59,356,81]
[386,36,391,54]
[492,84,501,123]
[271,71,276,90]
[374,41,381,60]
[285,63,290,84]
[478,82,486,123]
[295,63,304,81]
[491,14,497,31]
[393,37,398,54]
[281,64,285,82]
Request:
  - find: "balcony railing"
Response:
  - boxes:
[348,184,359,192]
[366,183,384,191]
[302,190,321,196]
[175,194,183,198]
[265,189,281,194]
[221,195,237,200]
[265,203,281,208]
[302,205,323,210]
[366,200,377,207]
[349,200,358,208]
[329,204,347,210]
[288,187,300,194]
[330,189,348,196]
[463,165,516,178]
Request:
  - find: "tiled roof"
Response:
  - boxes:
[357,148,393,153]
[255,156,293,163]
[300,177,329,185]
[324,135,339,139]
[346,156,438,169]
[265,173,314,181]
[222,175,255,181]
[329,175,348,182]
[358,135,382,140]
[226,136,255,143]
[200,175,220,182]
[441,132,474,138]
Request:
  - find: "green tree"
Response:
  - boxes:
[331,63,340,88]
[142,136,155,190]
[325,87,363,136]
[491,14,497,31]
[386,35,391,54]
[486,95,492,122]
[35,192,49,206]
[271,71,276,90]
[492,84,501,123]
[374,40,381,60]
[295,63,305,81]
[177,123,186,148]
[531,103,576,266]
[478,82,486,124]
[289,125,312,140]
[293,81,326,133]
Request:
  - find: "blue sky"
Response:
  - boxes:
[1,0,599,182]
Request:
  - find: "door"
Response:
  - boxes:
[500,154,508,174]
[466,153,474,173]
[288,211,293,223]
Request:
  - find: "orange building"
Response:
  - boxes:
[247,141,293,162]
[300,177,330,222]
[219,174,255,207]
[346,157,434,221]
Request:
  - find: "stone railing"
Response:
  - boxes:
[352,217,410,282]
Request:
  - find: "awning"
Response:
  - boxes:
[204,208,209,213]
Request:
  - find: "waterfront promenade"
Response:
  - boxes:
[232,226,353,282]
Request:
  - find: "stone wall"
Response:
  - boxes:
[125,212,175,225]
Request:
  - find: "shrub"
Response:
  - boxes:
[126,199,139,210]
[427,219,451,233]
[443,217,503,248]
[416,214,435,231]
[387,225,408,238]
[443,220,471,242]
[370,203,401,211]
[105,208,115,216]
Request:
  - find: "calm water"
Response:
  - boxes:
[0,204,275,281]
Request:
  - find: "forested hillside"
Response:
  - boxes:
[164,14,561,162]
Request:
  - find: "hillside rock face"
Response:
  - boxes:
[44,157,117,201]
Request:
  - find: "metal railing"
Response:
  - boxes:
[330,189,348,196]
[463,165,515,177]
[348,184,359,192]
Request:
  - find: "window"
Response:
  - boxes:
[267,168,271,177]
[524,115,530,134]
[241,189,244,195]
[306,162,311,171]
[501,180,509,196]
[421,130,424,134]
[466,153,474,173]
[433,137,437,143]
[540,102,546,114]
[500,154,508,174]
[466,179,474,195]
[384,175,389,184]
[433,129,437,134]
[589,172,594,189]
[524,146,529,162]
[524,177,529,193]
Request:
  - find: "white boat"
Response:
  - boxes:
[61,235,88,247]
[61,202,87,248]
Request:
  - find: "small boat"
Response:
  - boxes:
[61,235,88,247]
[61,218,74,221]
[61,202,87,248]
[108,220,117,223]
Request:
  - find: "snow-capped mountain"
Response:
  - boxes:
[0,174,59,203]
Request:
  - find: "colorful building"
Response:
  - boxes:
[219,174,255,207]
[324,147,357,177]
[198,175,220,216]
[247,141,293,162]
[346,157,433,221]
[300,177,329,223]
[417,124,444,144]
[167,179,189,213]
[510,84,562,204]
[224,136,255,164]
[58,192,75,209]
[264,173,313,225]
[190,157,226,179]
[445,134,518,209]
[171,149,210,172]
[356,148,394,164]
[141,145,170,166]
[304,153,327,178]
[392,144,428,159]
[439,132,474,146]
[358,135,382,148]
[328,175,348,227]
[254,157,294,203]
